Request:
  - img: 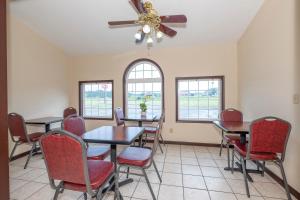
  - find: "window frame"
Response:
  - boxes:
[79,80,114,120]
[175,76,225,123]
[123,58,165,117]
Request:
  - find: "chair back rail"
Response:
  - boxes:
[221,108,243,122]
[63,115,86,136]
[39,130,94,195]
[63,107,77,118]
[114,107,125,126]
[8,113,30,143]
[247,116,291,161]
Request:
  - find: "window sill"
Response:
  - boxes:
[176,120,214,124]
[83,117,114,121]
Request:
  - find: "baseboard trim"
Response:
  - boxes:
[264,166,300,199]
[164,140,220,147]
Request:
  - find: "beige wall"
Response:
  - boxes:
[238,0,300,191]
[68,43,239,143]
[7,16,70,154]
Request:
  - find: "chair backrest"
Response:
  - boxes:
[63,115,86,137]
[220,108,243,122]
[248,117,291,161]
[151,113,164,156]
[39,130,91,192]
[114,107,125,126]
[8,113,28,142]
[63,107,77,118]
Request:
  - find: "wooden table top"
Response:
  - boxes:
[25,117,63,125]
[213,120,250,134]
[121,114,157,122]
[82,126,145,145]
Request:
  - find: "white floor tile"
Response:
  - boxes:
[10,181,45,200]
[132,181,160,200]
[161,172,183,186]
[201,166,223,178]
[182,165,202,176]
[226,179,261,196]
[158,185,183,200]
[184,188,210,200]
[163,163,182,173]
[204,177,232,193]
[183,175,206,190]
[209,191,237,200]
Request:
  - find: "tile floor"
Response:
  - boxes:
[9,144,295,200]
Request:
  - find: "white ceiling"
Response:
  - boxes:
[10,0,264,55]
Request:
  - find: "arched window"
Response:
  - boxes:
[123,59,164,117]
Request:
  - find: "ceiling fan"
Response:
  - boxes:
[108,0,187,45]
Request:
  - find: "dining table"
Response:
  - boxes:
[121,113,157,127]
[25,116,63,132]
[213,120,262,182]
[81,125,145,196]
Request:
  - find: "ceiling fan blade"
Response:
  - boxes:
[159,24,177,37]
[136,32,145,44]
[130,0,145,13]
[160,15,187,23]
[108,20,137,26]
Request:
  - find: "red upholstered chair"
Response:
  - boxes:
[39,130,119,200]
[219,108,243,167]
[63,115,110,160]
[63,107,77,118]
[232,117,292,199]
[116,114,164,200]
[114,107,125,126]
[8,113,44,169]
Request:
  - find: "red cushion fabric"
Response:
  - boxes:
[20,132,44,142]
[87,146,110,160]
[63,116,85,137]
[250,119,290,154]
[41,134,86,184]
[144,127,157,134]
[234,141,277,161]
[224,135,241,144]
[117,147,152,167]
[64,160,114,192]
[221,109,243,122]
[8,113,27,138]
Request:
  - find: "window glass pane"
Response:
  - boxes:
[80,81,113,119]
[125,61,163,117]
[177,77,223,121]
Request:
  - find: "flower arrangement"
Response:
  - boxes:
[140,95,151,114]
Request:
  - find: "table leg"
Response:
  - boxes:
[224,161,262,182]
[102,144,133,196]
[45,124,50,132]
[240,133,246,144]
[138,121,143,147]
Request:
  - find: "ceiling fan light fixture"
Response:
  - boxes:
[146,37,153,44]
[142,24,151,34]
[134,31,142,40]
[156,31,163,39]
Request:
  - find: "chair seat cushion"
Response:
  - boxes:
[64,160,114,192]
[87,146,110,160]
[144,127,157,134]
[234,141,277,160]
[117,147,152,167]
[224,135,241,144]
[20,132,44,142]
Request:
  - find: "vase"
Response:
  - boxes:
[141,111,146,117]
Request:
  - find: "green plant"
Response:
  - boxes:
[140,102,147,112]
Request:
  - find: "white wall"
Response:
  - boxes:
[7,16,70,154]
[68,43,239,144]
[238,0,300,191]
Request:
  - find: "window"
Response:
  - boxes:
[123,59,164,117]
[176,76,224,122]
[79,80,113,120]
